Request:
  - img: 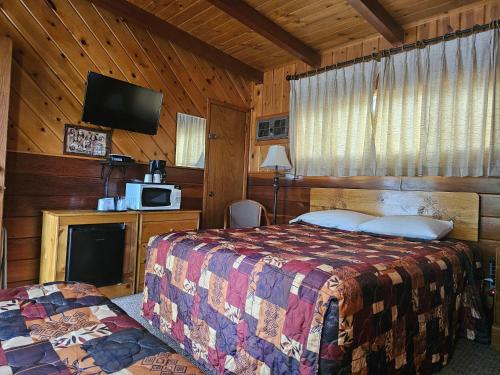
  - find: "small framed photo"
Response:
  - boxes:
[63,124,111,158]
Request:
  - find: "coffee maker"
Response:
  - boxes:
[149,160,167,183]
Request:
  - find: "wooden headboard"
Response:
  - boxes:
[310,188,480,241]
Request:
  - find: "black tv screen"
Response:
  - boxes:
[82,72,163,135]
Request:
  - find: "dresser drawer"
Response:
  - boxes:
[141,211,200,223]
[141,219,199,242]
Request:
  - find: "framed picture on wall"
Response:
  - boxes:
[63,124,111,158]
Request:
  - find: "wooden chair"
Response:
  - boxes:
[223,200,270,229]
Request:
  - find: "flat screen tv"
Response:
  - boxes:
[82,72,163,135]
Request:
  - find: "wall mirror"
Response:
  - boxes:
[175,113,206,168]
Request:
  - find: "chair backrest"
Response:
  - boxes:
[224,200,270,229]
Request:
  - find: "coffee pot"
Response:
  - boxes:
[149,160,166,183]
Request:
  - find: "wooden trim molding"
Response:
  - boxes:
[347,0,405,44]
[90,0,264,82]
[0,37,12,232]
[206,0,321,67]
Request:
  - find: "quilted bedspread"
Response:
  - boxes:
[0,282,202,374]
[141,223,487,375]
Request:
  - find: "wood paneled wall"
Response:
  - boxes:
[249,0,500,172]
[0,0,251,164]
[4,151,204,287]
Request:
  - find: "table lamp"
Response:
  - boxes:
[260,145,292,224]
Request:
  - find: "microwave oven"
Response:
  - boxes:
[125,183,181,210]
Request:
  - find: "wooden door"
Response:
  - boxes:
[203,100,249,229]
[0,38,12,233]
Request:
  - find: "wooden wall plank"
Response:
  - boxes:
[0,37,12,181]
[402,177,500,194]
[8,259,40,283]
[8,91,62,154]
[480,217,500,241]
[480,194,500,217]
[0,36,11,235]
[4,216,42,239]
[6,122,41,154]
[7,238,40,261]
[249,174,500,194]
[262,70,274,115]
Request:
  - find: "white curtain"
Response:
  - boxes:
[289,61,378,176]
[289,29,499,177]
[175,113,206,168]
[375,29,499,176]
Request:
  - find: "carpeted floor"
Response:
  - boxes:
[113,293,500,375]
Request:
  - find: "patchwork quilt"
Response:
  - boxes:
[0,282,202,374]
[141,223,488,375]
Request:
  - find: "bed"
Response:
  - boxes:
[141,188,488,374]
[0,281,202,374]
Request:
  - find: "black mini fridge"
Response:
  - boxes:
[66,223,126,287]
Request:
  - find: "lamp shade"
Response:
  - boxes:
[261,145,292,170]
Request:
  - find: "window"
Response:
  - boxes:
[175,113,206,168]
[289,29,499,177]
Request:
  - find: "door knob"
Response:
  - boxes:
[208,191,215,197]
[208,133,217,139]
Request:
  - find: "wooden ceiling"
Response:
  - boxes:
[126,0,483,70]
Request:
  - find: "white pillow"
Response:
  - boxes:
[289,210,376,231]
[358,215,453,240]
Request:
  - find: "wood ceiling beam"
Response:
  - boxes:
[347,0,404,44]
[206,0,321,67]
[90,0,263,82]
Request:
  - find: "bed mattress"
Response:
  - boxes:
[0,281,202,374]
[141,223,487,375]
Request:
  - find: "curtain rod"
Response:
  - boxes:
[286,19,500,81]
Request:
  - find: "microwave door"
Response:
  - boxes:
[142,187,171,208]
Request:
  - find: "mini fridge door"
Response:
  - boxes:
[66,223,125,287]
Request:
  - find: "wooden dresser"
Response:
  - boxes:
[136,210,200,292]
[40,209,200,298]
